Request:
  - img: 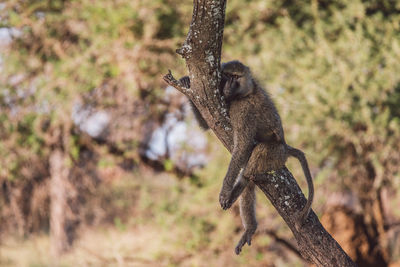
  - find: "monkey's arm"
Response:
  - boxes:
[179,76,210,130]
[219,128,255,210]
[223,168,250,209]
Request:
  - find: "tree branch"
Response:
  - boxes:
[164,1,356,266]
[254,168,355,266]
[259,227,303,259]
[163,70,192,96]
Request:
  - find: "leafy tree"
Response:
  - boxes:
[1,0,400,265]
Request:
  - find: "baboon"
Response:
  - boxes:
[179,60,314,255]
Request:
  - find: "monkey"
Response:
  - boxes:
[178,60,314,255]
[217,60,314,254]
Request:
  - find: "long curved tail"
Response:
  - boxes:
[286,145,314,223]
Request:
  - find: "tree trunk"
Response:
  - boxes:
[49,149,70,258]
[164,0,356,266]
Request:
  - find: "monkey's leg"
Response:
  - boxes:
[236,181,257,255]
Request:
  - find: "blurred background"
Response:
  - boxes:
[1,0,400,266]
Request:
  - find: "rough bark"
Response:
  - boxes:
[49,149,74,258]
[254,168,355,266]
[164,0,356,266]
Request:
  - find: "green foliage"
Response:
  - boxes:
[163,159,174,172]
[0,0,191,183]
[223,0,400,194]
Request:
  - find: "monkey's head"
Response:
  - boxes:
[220,60,254,102]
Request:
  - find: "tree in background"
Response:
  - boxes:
[0,0,192,256]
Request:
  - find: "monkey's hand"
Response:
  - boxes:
[220,172,249,210]
[178,76,190,88]
[219,186,234,210]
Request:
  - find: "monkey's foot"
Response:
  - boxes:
[235,228,256,255]
[219,190,234,210]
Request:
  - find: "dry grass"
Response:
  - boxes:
[0,146,304,267]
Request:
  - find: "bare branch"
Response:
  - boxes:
[163,70,192,96]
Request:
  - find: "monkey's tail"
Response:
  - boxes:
[286,145,314,224]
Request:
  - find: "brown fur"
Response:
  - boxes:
[181,60,314,255]
[219,60,314,254]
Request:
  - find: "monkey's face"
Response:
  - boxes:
[220,71,253,102]
[220,60,254,102]
[221,72,242,101]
